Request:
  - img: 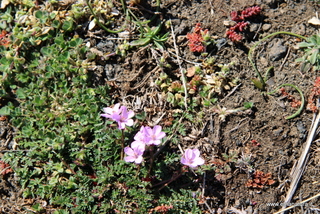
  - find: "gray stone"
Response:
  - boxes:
[269,40,288,61]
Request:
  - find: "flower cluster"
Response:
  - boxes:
[226,6,261,42]
[124,125,166,164]
[101,103,134,130]
[186,23,210,53]
[101,104,205,168]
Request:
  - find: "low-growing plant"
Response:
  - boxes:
[296,34,320,72]
[246,170,276,189]
[226,6,262,42]
[186,23,213,53]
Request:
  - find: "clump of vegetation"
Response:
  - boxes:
[226,6,261,42]
[186,23,212,53]
[156,59,238,107]
[246,170,275,189]
[296,34,320,72]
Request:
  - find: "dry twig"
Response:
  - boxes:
[170,19,188,109]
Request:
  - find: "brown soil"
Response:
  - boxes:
[1,0,320,213]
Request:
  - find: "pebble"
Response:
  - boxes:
[291,23,306,36]
[262,23,272,32]
[269,40,288,61]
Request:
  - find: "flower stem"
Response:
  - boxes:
[120,129,125,160]
[147,146,154,178]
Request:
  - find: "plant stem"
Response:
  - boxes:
[267,83,305,119]
[121,129,125,160]
[248,31,307,90]
[147,146,154,178]
[152,167,186,190]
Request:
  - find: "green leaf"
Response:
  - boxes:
[69,38,83,47]
[35,10,44,19]
[41,47,52,56]
[129,37,151,47]
[310,49,319,64]
[243,102,254,109]
[251,78,264,90]
[154,40,164,50]
[52,20,61,29]
[16,88,26,99]
[0,106,11,115]
[62,20,73,32]
[299,42,312,48]
[54,35,65,46]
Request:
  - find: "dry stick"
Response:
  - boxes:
[219,83,242,103]
[279,47,291,71]
[170,20,188,109]
[274,192,320,214]
[277,111,320,214]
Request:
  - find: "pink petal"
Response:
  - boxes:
[192,149,200,157]
[124,147,134,156]
[195,157,205,166]
[125,119,134,127]
[157,132,166,140]
[127,110,135,119]
[124,156,136,163]
[185,149,195,160]
[134,156,143,164]
[153,125,162,135]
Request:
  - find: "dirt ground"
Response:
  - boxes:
[1,0,320,213]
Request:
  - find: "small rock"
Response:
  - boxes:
[269,40,288,61]
[246,206,253,214]
[177,35,185,44]
[262,23,272,32]
[250,23,259,32]
[296,120,306,134]
[291,23,306,36]
[273,127,283,136]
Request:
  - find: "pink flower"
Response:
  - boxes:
[145,125,166,146]
[101,104,135,130]
[181,148,205,168]
[101,103,122,119]
[133,125,166,146]
[133,126,150,144]
[113,106,135,130]
[124,143,145,164]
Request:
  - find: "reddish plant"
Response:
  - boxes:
[226,6,261,42]
[186,23,209,53]
[0,160,13,176]
[151,204,173,213]
[0,30,10,47]
[246,170,275,189]
[279,88,302,108]
[231,6,261,22]
[307,77,320,112]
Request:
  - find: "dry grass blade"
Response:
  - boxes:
[277,111,320,214]
[274,192,320,214]
[169,19,188,109]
